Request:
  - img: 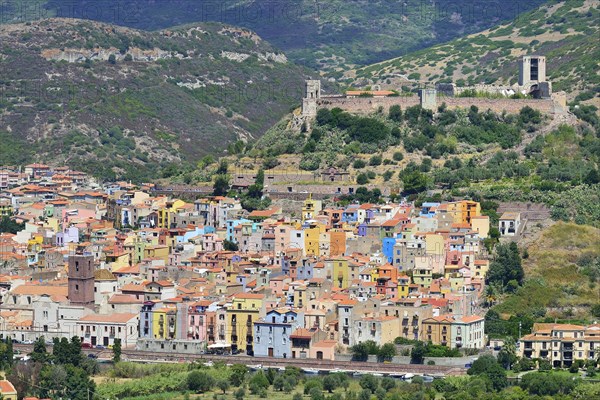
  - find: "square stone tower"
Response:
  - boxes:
[68,249,95,308]
[302,80,321,117]
[519,56,547,86]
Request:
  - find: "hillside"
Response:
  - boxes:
[348,0,600,99]
[490,222,600,324]
[0,18,312,181]
[4,0,548,71]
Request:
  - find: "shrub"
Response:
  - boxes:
[369,155,382,166]
[393,151,404,161]
[356,173,369,185]
[353,159,367,169]
[187,371,214,393]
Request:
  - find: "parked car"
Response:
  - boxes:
[95,345,105,350]
[81,343,93,349]
[87,353,98,359]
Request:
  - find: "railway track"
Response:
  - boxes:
[14,344,466,376]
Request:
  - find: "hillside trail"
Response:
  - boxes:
[479,110,578,164]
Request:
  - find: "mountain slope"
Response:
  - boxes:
[0,18,311,181]
[348,0,600,98]
[5,0,548,71]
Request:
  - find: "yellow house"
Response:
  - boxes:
[43,217,60,232]
[470,215,490,238]
[397,275,411,298]
[422,315,454,346]
[143,245,170,263]
[473,260,490,279]
[302,195,322,221]
[304,223,325,257]
[105,249,131,270]
[425,233,445,257]
[157,199,187,229]
[0,380,18,400]
[227,293,264,354]
[152,308,167,339]
[413,268,433,288]
[329,257,350,289]
[447,200,481,225]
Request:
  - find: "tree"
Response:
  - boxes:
[309,386,324,400]
[323,375,338,393]
[31,336,49,363]
[273,375,286,391]
[401,170,429,195]
[223,239,239,251]
[377,343,396,362]
[350,342,369,361]
[187,370,214,393]
[359,374,379,393]
[380,377,396,391]
[393,151,404,162]
[520,372,575,396]
[229,364,248,386]
[389,105,403,122]
[0,217,24,234]
[487,242,524,290]
[249,371,270,393]
[410,341,426,364]
[108,54,117,64]
[112,338,121,363]
[234,387,246,400]
[0,337,13,370]
[217,379,230,394]
[468,354,507,392]
[356,173,369,185]
[497,338,517,370]
[213,175,230,196]
[358,389,371,400]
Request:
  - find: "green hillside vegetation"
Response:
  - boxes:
[90,360,599,400]
[0,18,312,181]
[486,222,600,339]
[350,0,600,97]
[31,0,548,72]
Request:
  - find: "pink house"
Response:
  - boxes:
[274,225,293,253]
[187,300,212,342]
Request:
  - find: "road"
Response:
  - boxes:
[14,344,466,376]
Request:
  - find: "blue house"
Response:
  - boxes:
[357,223,368,237]
[420,202,440,218]
[254,309,304,358]
[382,237,397,264]
[226,218,250,242]
[296,259,316,281]
[342,205,360,224]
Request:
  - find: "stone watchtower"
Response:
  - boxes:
[419,89,437,111]
[519,56,547,86]
[68,247,95,309]
[302,80,321,117]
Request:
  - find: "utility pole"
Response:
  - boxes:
[518,321,522,340]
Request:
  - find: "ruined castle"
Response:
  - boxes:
[301,56,567,120]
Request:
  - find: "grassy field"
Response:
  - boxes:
[494,222,600,320]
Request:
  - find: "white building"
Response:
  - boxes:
[77,313,139,348]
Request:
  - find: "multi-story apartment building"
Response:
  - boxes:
[254,308,304,358]
[421,314,485,349]
[227,293,265,355]
[519,323,600,368]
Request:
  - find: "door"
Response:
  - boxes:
[268,347,274,357]
[316,351,323,360]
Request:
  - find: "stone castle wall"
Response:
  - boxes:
[316,95,558,115]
